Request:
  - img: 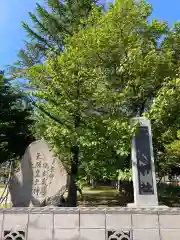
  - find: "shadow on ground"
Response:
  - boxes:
[158,183,180,207]
[78,186,132,207]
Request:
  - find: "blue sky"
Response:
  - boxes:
[0,0,180,71]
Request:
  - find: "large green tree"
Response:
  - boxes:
[12,0,102,70]
[13,0,180,205]
[146,77,180,178]
[27,47,131,205]
[9,0,104,206]
[23,0,176,204]
[0,71,35,164]
[144,21,180,178]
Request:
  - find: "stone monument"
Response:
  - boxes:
[128,117,166,208]
[9,139,68,207]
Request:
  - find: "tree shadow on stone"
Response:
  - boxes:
[9,148,34,207]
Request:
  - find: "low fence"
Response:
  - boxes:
[1,207,180,240]
[160,176,180,186]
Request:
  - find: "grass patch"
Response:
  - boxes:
[158,183,180,207]
[0,203,11,208]
[0,184,11,208]
[77,186,129,207]
[0,185,7,195]
[1,183,180,208]
[78,184,180,207]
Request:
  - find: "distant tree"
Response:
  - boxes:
[147,78,180,178]
[0,72,35,164]
[144,22,180,178]
[11,0,102,70]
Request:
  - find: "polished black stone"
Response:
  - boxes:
[134,126,154,195]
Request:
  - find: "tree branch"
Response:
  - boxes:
[26,95,72,130]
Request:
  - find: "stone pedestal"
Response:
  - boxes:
[128,117,168,209]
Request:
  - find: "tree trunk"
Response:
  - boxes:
[67,146,79,207]
[119,180,134,203]
[67,87,80,207]
[116,179,120,191]
[91,178,96,188]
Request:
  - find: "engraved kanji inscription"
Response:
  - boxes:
[34,178,40,185]
[35,169,40,178]
[32,186,40,196]
[42,178,47,185]
[35,161,42,168]
[43,162,49,169]
[50,166,55,172]
[49,166,55,179]
[32,151,50,198]
[49,172,55,179]
[135,126,154,195]
[42,170,47,177]
[40,186,47,195]
[36,152,43,160]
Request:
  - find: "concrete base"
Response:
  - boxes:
[1,207,180,240]
[127,203,169,209]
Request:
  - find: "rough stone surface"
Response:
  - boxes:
[9,139,68,207]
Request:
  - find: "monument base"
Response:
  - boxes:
[127,203,169,209]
